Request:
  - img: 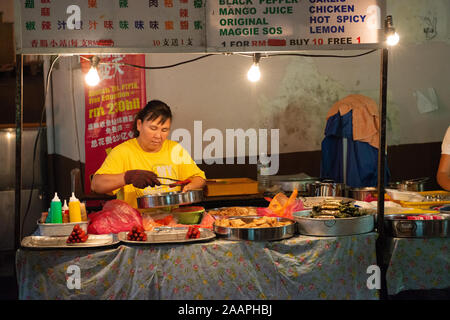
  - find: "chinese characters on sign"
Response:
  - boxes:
[82,54,147,193]
[17,0,386,53]
[19,0,206,53]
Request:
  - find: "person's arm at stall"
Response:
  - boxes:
[182,176,206,192]
[91,170,161,194]
[91,173,126,194]
[437,154,450,191]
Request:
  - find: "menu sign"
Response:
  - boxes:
[15,0,206,54]
[15,0,386,54]
[206,0,386,51]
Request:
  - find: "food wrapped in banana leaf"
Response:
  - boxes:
[312,200,366,218]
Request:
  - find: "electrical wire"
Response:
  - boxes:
[21,55,61,239]
[267,49,378,59]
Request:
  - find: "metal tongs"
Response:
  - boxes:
[157,176,191,188]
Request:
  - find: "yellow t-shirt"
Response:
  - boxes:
[95,138,206,208]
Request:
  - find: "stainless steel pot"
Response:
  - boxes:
[269,175,318,193]
[137,189,204,208]
[349,187,377,201]
[293,210,375,236]
[394,177,429,192]
[384,214,450,238]
[307,180,345,197]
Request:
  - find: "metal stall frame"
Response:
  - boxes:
[14,24,391,302]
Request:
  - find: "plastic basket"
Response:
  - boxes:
[398,191,450,209]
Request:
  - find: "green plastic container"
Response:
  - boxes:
[172,206,205,225]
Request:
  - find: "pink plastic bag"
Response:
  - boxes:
[257,199,305,220]
[87,200,143,234]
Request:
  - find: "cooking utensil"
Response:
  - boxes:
[213,216,295,241]
[396,177,429,192]
[137,189,204,208]
[293,210,375,236]
[307,180,346,197]
[349,187,378,201]
[118,227,215,244]
[384,214,450,238]
[21,234,118,249]
[269,175,318,193]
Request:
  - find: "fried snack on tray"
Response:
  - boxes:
[208,207,257,217]
[215,216,292,228]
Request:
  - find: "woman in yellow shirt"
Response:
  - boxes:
[91,100,206,208]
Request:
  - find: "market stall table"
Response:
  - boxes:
[16,232,378,300]
[385,237,450,296]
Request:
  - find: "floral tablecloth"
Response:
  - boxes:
[16,233,379,300]
[385,237,450,295]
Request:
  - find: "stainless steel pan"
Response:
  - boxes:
[137,189,204,208]
[384,214,450,238]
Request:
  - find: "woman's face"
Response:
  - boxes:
[136,116,171,152]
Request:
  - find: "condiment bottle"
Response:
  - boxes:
[45,207,52,223]
[50,193,62,223]
[80,202,88,221]
[69,192,82,223]
[62,200,70,223]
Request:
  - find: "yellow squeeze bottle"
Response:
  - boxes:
[69,192,82,223]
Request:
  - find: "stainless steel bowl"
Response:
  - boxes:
[213,216,296,241]
[137,189,204,208]
[384,214,450,238]
[307,181,346,197]
[293,210,375,236]
[349,187,377,201]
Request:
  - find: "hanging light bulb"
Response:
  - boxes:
[85,56,101,86]
[247,53,261,82]
[385,15,400,46]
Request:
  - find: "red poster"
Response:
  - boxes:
[82,54,146,194]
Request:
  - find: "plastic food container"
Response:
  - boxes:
[37,220,88,236]
[172,206,205,225]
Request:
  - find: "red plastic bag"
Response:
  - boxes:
[88,200,143,234]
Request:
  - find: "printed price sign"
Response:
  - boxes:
[206,0,386,52]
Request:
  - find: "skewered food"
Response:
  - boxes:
[127,225,148,241]
[66,224,88,243]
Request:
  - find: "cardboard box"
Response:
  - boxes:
[206,178,259,197]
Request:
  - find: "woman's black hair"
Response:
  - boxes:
[133,100,172,137]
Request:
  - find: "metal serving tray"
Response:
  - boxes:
[293,210,375,237]
[213,216,296,241]
[21,234,118,249]
[137,189,204,208]
[384,214,450,238]
[118,227,215,244]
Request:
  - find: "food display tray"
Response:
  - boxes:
[299,197,355,209]
[37,220,89,237]
[118,227,216,244]
[293,210,375,237]
[384,214,450,238]
[21,234,118,249]
[207,207,258,220]
[213,216,296,241]
[137,189,204,208]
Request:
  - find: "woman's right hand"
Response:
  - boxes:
[124,170,161,189]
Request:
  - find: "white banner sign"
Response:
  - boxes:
[15,0,386,54]
[207,0,386,51]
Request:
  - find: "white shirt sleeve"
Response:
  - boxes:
[442,126,450,155]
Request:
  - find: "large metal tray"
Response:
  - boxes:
[384,214,450,238]
[293,210,375,237]
[21,234,118,249]
[118,227,215,244]
[137,189,204,208]
[213,216,296,241]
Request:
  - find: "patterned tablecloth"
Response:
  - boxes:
[385,237,450,295]
[16,233,379,300]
